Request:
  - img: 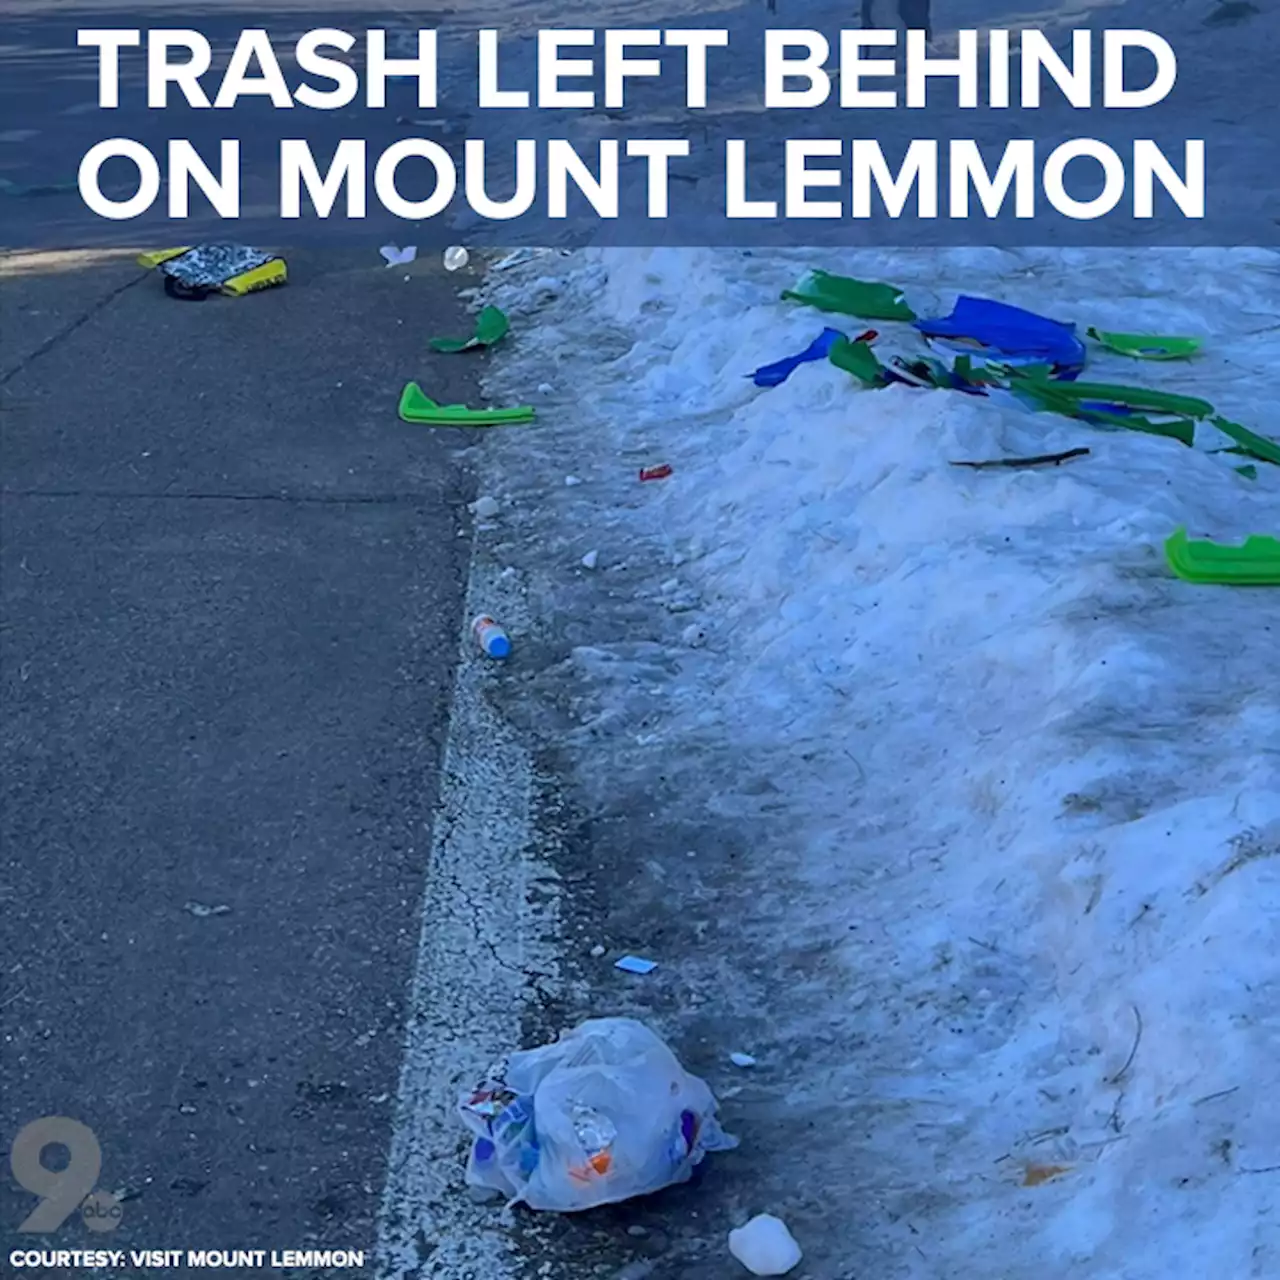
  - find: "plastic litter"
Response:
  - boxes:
[1210,416,1280,467]
[429,305,510,353]
[749,328,843,388]
[138,245,287,300]
[615,955,657,974]
[1008,372,1210,443]
[472,615,512,658]
[828,332,886,386]
[1086,328,1200,360]
[1164,528,1280,585]
[398,383,535,426]
[782,269,915,321]
[639,465,672,482]
[458,1017,737,1211]
[380,244,417,267]
[728,1214,803,1276]
[469,495,500,519]
[729,1052,756,1068]
[184,901,231,918]
[493,248,541,271]
[915,296,1085,377]
[581,550,600,569]
[443,246,470,271]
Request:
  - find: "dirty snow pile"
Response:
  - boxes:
[481,245,1280,1278]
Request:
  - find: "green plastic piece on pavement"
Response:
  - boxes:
[828,335,886,385]
[1086,328,1202,360]
[398,382,534,425]
[1165,526,1280,585]
[1236,465,1259,481]
[429,305,510,353]
[782,270,915,322]
[1210,415,1280,467]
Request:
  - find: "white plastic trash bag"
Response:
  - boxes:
[458,1017,738,1211]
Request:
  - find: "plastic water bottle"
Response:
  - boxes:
[472,615,511,659]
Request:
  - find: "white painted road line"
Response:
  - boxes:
[375,559,557,1279]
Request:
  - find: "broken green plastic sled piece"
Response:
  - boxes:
[828,335,886,385]
[1014,376,1214,421]
[1086,328,1201,360]
[1210,416,1280,467]
[782,270,915,322]
[398,382,534,425]
[429,305,510,353]
[1165,527,1280,585]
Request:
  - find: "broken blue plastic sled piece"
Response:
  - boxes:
[750,328,844,388]
[914,297,1086,378]
[614,955,658,975]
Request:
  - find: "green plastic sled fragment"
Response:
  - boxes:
[828,335,886,385]
[1086,328,1201,360]
[1165,526,1280,585]
[1075,410,1197,446]
[1236,465,1259,481]
[429,305,510,353]
[1210,415,1280,467]
[1014,377,1215,421]
[398,382,534,426]
[782,270,915,322]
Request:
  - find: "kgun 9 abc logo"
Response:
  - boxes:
[10,1118,123,1233]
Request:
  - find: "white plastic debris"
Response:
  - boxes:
[538,382,554,394]
[615,955,657,975]
[443,245,470,271]
[581,550,600,570]
[380,244,417,267]
[564,476,583,487]
[728,1215,803,1276]
[470,495,500,519]
[458,1017,737,1211]
[492,247,538,271]
[729,1052,756,1068]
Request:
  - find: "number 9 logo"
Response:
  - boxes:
[10,1117,122,1233]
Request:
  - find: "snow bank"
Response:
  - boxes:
[480,245,1280,1277]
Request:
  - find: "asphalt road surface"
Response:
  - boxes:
[0,248,479,1268]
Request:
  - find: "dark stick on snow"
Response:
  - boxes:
[1105,1004,1144,1086]
[950,447,1091,471]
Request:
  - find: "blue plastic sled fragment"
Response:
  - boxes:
[914,297,1086,378]
[750,328,844,388]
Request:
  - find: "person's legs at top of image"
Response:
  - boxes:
[897,0,933,42]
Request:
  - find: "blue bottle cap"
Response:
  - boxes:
[488,635,511,658]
